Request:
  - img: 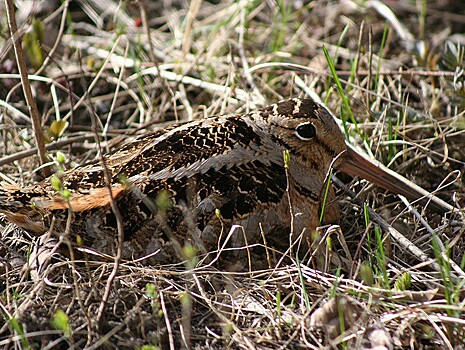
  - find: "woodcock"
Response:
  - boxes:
[0,98,453,264]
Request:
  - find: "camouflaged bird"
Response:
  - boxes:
[0,98,453,264]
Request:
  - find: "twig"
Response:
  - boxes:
[137,1,155,62]
[182,0,203,60]
[86,297,147,350]
[331,175,463,281]
[65,39,258,107]
[75,43,127,327]
[35,0,70,76]
[399,195,465,278]
[283,150,295,255]
[159,291,176,350]
[237,6,265,105]
[0,135,95,167]
[5,0,49,175]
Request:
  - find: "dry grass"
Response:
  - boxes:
[1,0,465,349]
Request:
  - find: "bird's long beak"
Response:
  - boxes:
[336,145,454,215]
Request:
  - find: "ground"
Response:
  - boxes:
[1,1,465,349]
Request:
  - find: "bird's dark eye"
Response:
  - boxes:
[295,122,316,140]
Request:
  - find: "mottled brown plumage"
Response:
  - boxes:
[0,97,453,264]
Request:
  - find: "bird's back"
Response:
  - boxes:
[0,98,346,263]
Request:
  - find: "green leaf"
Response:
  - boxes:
[283,150,290,169]
[145,283,157,299]
[76,235,83,246]
[394,272,411,291]
[61,189,71,201]
[360,262,374,287]
[50,175,63,192]
[8,317,30,349]
[51,309,71,338]
[155,190,172,211]
[49,120,69,139]
[141,346,159,350]
[23,18,45,70]
[56,151,66,165]
[183,244,199,268]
